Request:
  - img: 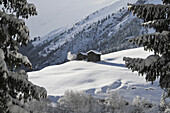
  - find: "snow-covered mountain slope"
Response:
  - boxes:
[31,0,141,46]
[20,0,162,70]
[26,0,138,38]
[28,48,162,103]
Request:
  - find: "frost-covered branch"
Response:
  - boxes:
[0,11,30,48]
[128,3,170,22]
[0,0,47,113]
[6,50,32,69]
[8,70,47,100]
[162,0,170,5]
[123,55,160,79]
[129,31,170,54]
[123,53,170,95]
[142,19,170,32]
[0,0,37,18]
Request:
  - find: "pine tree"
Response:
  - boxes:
[123,0,170,98]
[0,0,47,113]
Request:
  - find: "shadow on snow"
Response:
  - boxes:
[98,61,125,68]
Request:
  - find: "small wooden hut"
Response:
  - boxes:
[77,52,87,60]
[87,50,101,62]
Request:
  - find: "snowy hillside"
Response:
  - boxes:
[31,0,138,46]
[28,48,162,103]
[26,0,138,38]
[20,0,162,70]
[20,0,148,70]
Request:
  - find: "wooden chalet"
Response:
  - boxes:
[77,52,87,60]
[87,50,101,62]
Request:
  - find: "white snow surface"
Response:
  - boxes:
[26,0,138,38]
[29,48,162,103]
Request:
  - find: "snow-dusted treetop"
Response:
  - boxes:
[0,0,47,113]
[124,0,170,99]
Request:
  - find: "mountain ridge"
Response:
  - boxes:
[20,0,160,70]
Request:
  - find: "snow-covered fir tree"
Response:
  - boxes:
[123,0,170,99]
[0,0,47,113]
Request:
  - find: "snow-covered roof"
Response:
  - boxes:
[78,52,87,56]
[87,50,101,55]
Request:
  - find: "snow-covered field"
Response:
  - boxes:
[29,48,162,103]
